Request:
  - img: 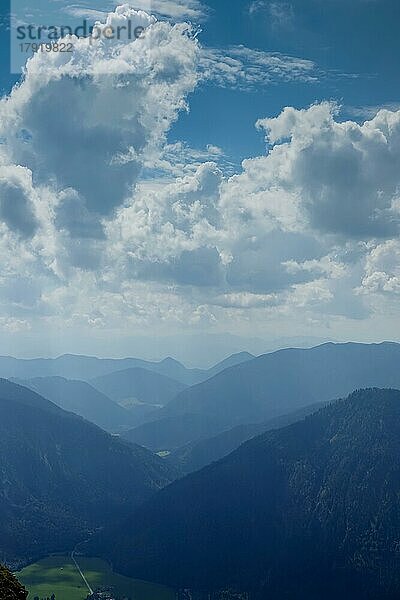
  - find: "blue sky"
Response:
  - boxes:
[3,0,400,161]
[0,0,400,363]
[175,0,400,160]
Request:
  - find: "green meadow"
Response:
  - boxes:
[17,555,174,600]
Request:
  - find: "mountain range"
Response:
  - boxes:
[103,388,400,600]
[122,413,230,452]
[11,376,136,433]
[0,379,176,567]
[169,402,328,474]
[0,351,254,387]
[164,342,400,423]
[91,367,187,409]
[123,342,400,451]
[4,343,400,598]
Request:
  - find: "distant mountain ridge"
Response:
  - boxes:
[90,367,187,408]
[205,352,254,378]
[0,351,255,386]
[169,402,328,473]
[163,342,400,425]
[0,379,176,567]
[122,342,400,451]
[122,413,230,452]
[11,376,136,433]
[104,388,400,599]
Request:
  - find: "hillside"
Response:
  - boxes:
[122,413,229,452]
[12,376,136,433]
[170,402,327,473]
[0,565,27,600]
[105,389,400,599]
[0,379,176,567]
[204,352,254,378]
[91,367,187,408]
[162,342,400,427]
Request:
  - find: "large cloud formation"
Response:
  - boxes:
[0,5,399,342]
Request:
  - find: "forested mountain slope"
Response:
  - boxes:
[106,389,400,600]
[0,379,176,566]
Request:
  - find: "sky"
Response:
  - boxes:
[0,0,399,364]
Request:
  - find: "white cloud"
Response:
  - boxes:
[345,103,400,120]
[113,0,210,21]
[1,7,199,218]
[201,45,318,90]
[1,6,400,342]
[360,240,400,295]
[143,141,232,177]
[248,1,266,16]
[63,6,107,20]
[0,165,39,238]
[268,2,295,30]
[105,162,223,273]
[256,103,400,237]
[0,317,32,333]
[248,1,295,31]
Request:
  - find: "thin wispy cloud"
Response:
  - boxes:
[345,103,400,120]
[114,0,210,21]
[60,1,210,22]
[269,2,295,30]
[201,45,319,90]
[63,6,107,19]
[249,0,295,26]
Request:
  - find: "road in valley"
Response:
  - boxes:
[71,545,93,596]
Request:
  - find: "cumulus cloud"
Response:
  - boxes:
[0,5,400,341]
[361,240,400,295]
[106,161,223,276]
[0,165,39,238]
[101,101,400,325]
[256,103,400,237]
[1,6,199,220]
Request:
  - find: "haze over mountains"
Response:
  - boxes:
[91,368,187,409]
[123,413,229,452]
[0,379,175,567]
[170,402,328,474]
[4,342,400,599]
[165,342,400,423]
[123,342,400,451]
[5,342,400,454]
[0,351,254,386]
[105,389,400,600]
[0,351,257,439]
[11,376,137,433]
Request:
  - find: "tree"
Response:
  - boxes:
[0,564,28,600]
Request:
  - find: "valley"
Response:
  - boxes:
[17,556,174,600]
[1,3,397,599]
[4,344,400,600]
